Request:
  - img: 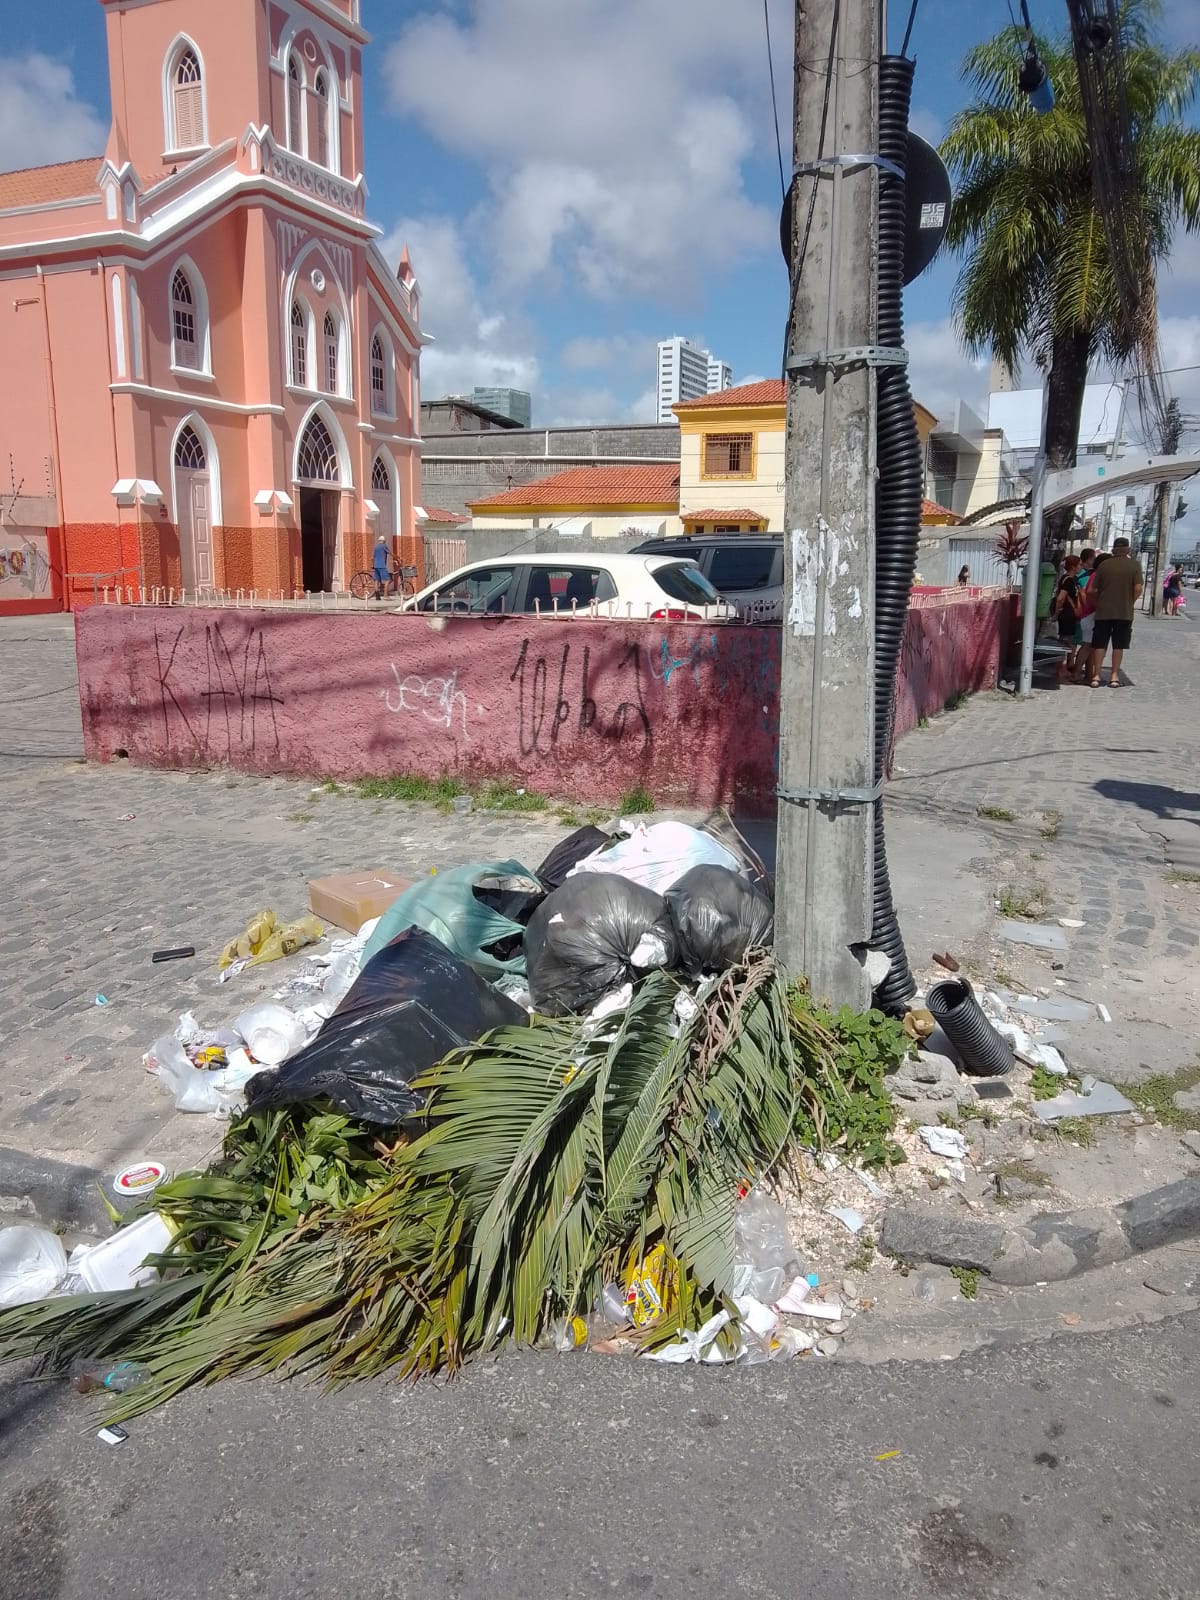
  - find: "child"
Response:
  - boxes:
[1052,554,1083,678]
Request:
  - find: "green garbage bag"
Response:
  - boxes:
[360,861,544,977]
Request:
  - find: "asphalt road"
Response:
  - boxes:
[2,1313,1197,1600]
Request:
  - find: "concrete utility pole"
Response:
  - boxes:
[775,0,881,1007]
[1149,399,1183,615]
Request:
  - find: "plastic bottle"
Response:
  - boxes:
[550,1316,590,1353]
[71,1360,152,1395]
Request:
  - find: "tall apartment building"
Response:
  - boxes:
[471,386,532,427]
[656,336,732,423]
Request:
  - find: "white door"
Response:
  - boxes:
[177,470,212,590]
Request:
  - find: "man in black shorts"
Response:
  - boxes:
[1088,537,1144,687]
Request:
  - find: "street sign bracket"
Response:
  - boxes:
[785,345,908,376]
[776,779,884,813]
[792,152,905,180]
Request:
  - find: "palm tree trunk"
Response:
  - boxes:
[1043,327,1092,548]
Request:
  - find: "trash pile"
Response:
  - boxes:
[0,810,919,1419]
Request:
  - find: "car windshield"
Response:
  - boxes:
[708,546,777,592]
[652,561,723,606]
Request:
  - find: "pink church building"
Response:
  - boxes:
[0,0,423,614]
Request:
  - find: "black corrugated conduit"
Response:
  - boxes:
[870,55,922,1014]
[926,979,1015,1078]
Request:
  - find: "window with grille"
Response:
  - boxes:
[172,47,204,149]
[313,71,330,168]
[702,432,753,476]
[172,269,198,368]
[174,425,206,470]
[297,415,339,481]
[323,311,339,393]
[370,334,387,410]
[288,55,303,152]
[291,301,307,386]
[371,455,390,492]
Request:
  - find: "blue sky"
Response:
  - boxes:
[2,0,1199,453]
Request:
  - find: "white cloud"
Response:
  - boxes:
[0,53,106,171]
[381,215,540,401]
[905,317,991,422]
[382,0,785,302]
[560,334,653,373]
[909,107,942,147]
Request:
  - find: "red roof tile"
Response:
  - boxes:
[418,506,469,525]
[673,379,786,412]
[0,157,102,211]
[921,498,963,524]
[469,463,680,510]
[681,509,768,523]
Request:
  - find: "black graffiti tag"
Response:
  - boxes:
[510,638,650,763]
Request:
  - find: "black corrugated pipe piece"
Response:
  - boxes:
[926,979,1016,1078]
[870,55,922,1014]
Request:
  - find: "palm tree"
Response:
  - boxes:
[941,0,1200,540]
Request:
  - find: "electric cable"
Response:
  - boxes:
[763,0,787,200]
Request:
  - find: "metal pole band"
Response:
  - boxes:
[792,153,905,180]
[776,779,884,812]
[785,346,909,375]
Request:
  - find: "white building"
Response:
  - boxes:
[656,336,732,423]
[988,381,1145,545]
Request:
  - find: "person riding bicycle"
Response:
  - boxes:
[372,535,392,599]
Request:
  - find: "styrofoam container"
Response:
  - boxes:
[74,1213,174,1293]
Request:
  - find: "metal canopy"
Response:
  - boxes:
[1043,451,1200,515]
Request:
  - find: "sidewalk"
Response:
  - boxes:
[0,612,1195,1206]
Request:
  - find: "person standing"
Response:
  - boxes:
[1088,538,1144,687]
[1164,565,1183,617]
[372,534,392,600]
[1074,547,1098,678]
[1052,554,1084,678]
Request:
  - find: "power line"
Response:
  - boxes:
[900,0,921,59]
[763,0,787,200]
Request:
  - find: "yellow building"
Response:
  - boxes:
[674,380,942,532]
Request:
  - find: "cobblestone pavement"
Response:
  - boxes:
[888,613,1200,1082]
[0,611,1196,1188]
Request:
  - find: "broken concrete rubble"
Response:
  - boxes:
[883,1049,976,1126]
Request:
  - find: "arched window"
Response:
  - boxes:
[172,268,198,369]
[170,45,205,150]
[370,332,390,413]
[297,414,339,481]
[371,455,390,493]
[287,54,304,154]
[290,301,308,387]
[323,310,339,394]
[313,71,330,168]
[174,424,206,470]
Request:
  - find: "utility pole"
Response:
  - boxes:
[775,0,881,1007]
[1149,397,1182,615]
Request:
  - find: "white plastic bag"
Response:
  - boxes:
[569,821,741,897]
[155,1048,262,1115]
[0,1225,68,1307]
[231,1003,308,1066]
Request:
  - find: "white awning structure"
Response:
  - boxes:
[1043,451,1200,515]
[111,478,164,507]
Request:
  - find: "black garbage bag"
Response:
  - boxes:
[524,872,678,1016]
[665,865,775,977]
[246,927,528,1125]
[535,824,611,891]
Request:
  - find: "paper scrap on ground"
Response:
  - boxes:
[826,1205,866,1234]
[919,1125,969,1160]
[1033,1080,1135,1121]
[1000,919,1068,952]
[775,1277,811,1313]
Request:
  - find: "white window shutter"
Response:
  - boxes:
[174,82,203,148]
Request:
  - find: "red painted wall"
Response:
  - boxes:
[892,594,1013,741]
[74,596,1009,809]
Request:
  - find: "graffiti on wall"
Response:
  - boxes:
[154,622,283,757]
[649,629,780,735]
[509,637,651,762]
[380,663,472,739]
[0,538,53,599]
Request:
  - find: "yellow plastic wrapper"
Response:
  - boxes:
[218,909,277,970]
[246,914,326,967]
[623,1242,678,1329]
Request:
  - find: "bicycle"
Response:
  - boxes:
[349,564,419,601]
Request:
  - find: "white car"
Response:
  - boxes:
[400,552,739,621]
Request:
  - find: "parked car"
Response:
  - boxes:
[629,534,783,621]
[400,552,738,621]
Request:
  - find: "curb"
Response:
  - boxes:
[0,1146,113,1238]
[880,1177,1200,1286]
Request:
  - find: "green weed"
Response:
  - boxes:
[998,884,1050,920]
[945,691,970,712]
[950,1266,980,1299]
[1040,809,1063,841]
[1123,1063,1200,1132]
[555,808,581,828]
[1029,1064,1065,1101]
[354,773,466,807]
[794,1001,911,1168]
[1166,868,1200,887]
[618,784,656,815]
[476,780,549,813]
[284,810,314,824]
[845,1237,876,1275]
[1053,1117,1096,1147]
[978,804,1016,823]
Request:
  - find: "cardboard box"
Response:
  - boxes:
[308,868,411,933]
